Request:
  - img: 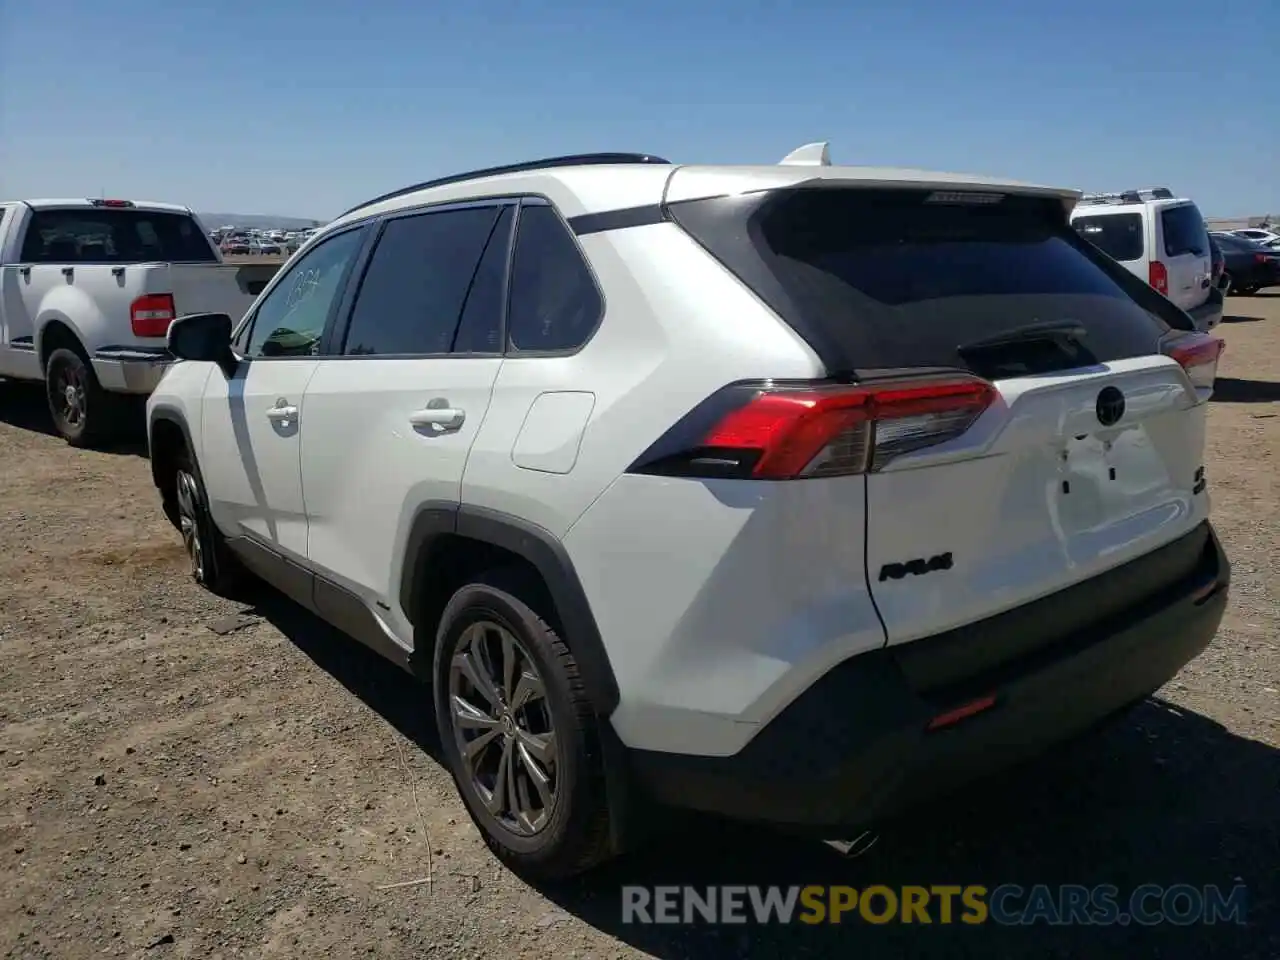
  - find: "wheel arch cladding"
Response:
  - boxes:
[147,407,195,492]
[401,503,621,717]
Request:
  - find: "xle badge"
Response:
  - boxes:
[879,552,954,582]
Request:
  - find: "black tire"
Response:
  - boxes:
[168,450,243,595]
[44,347,122,447]
[433,569,615,880]
[1237,285,1258,296]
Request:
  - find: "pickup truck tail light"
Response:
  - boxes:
[131,294,176,337]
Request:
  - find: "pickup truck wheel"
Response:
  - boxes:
[44,347,120,448]
[434,570,615,880]
[173,453,242,595]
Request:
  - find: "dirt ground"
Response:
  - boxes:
[2,298,1278,959]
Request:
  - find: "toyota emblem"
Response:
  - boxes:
[1096,386,1126,427]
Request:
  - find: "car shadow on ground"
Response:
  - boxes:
[241,582,1278,959]
[0,378,149,455]
[1221,314,1263,324]
[1211,378,1280,404]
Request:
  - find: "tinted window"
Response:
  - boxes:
[242,228,365,358]
[507,205,602,352]
[342,206,501,356]
[1072,213,1144,261]
[1216,233,1258,251]
[20,208,217,263]
[453,206,514,353]
[1161,204,1208,257]
[669,188,1178,378]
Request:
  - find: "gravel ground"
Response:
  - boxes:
[1,297,1278,959]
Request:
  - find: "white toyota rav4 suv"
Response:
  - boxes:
[1069,187,1223,332]
[147,145,1230,879]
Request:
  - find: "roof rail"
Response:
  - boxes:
[1078,186,1175,206]
[336,152,671,219]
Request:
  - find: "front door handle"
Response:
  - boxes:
[266,403,298,422]
[408,406,465,431]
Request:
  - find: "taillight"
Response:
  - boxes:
[1149,260,1169,296]
[1162,331,1224,392]
[1255,253,1272,264]
[630,376,996,480]
[130,293,176,337]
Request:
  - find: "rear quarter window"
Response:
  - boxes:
[1072,213,1144,261]
[669,187,1187,379]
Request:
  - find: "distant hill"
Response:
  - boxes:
[198,213,324,230]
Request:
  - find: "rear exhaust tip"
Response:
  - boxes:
[824,830,879,859]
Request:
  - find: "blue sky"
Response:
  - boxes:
[2,0,1275,219]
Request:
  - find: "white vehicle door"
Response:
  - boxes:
[300,202,511,639]
[1156,202,1212,312]
[199,225,369,565]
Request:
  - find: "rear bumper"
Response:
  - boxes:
[1187,286,1224,331]
[629,522,1229,832]
[92,346,173,394]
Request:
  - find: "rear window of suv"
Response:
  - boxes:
[20,208,218,264]
[1160,204,1209,258]
[668,187,1186,378]
[1072,213,1144,261]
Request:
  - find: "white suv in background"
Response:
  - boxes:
[147,146,1230,878]
[1070,187,1223,331]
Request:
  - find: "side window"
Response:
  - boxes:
[19,209,218,263]
[241,228,365,358]
[507,204,602,353]
[1072,214,1144,262]
[453,206,514,353]
[341,206,501,356]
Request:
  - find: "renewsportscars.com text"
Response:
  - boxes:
[621,883,1248,926]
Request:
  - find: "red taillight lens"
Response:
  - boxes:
[130,293,176,337]
[1149,260,1169,296]
[1163,332,1224,392]
[682,376,996,480]
[1255,253,1270,264]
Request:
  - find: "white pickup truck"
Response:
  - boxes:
[0,198,278,446]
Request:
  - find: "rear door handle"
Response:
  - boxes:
[408,406,465,431]
[266,404,298,422]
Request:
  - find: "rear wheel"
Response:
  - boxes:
[434,570,615,880]
[1235,282,1258,296]
[44,347,121,447]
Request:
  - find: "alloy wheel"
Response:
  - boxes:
[448,620,559,835]
[52,362,86,429]
[174,471,206,581]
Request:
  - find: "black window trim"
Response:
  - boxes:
[230,221,375,363]
[325,197,518,361]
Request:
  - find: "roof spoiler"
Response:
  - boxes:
[779,141,831,166]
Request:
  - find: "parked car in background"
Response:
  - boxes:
[1070,186,1221,331]
[148,146,1229,879]
[0,198,277,445]
[1208,234,1228,294]
[221,237,251,255]
[258,239,283,256]
[1214,232,1280,295]
[1230,228,1280,246]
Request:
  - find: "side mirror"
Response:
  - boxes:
[168,312,233,363]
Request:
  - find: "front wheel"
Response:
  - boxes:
[44,347,121,447]
[433,571,616,880]
[170,453,243,595]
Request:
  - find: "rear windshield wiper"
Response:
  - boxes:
[958,320,1088,354]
